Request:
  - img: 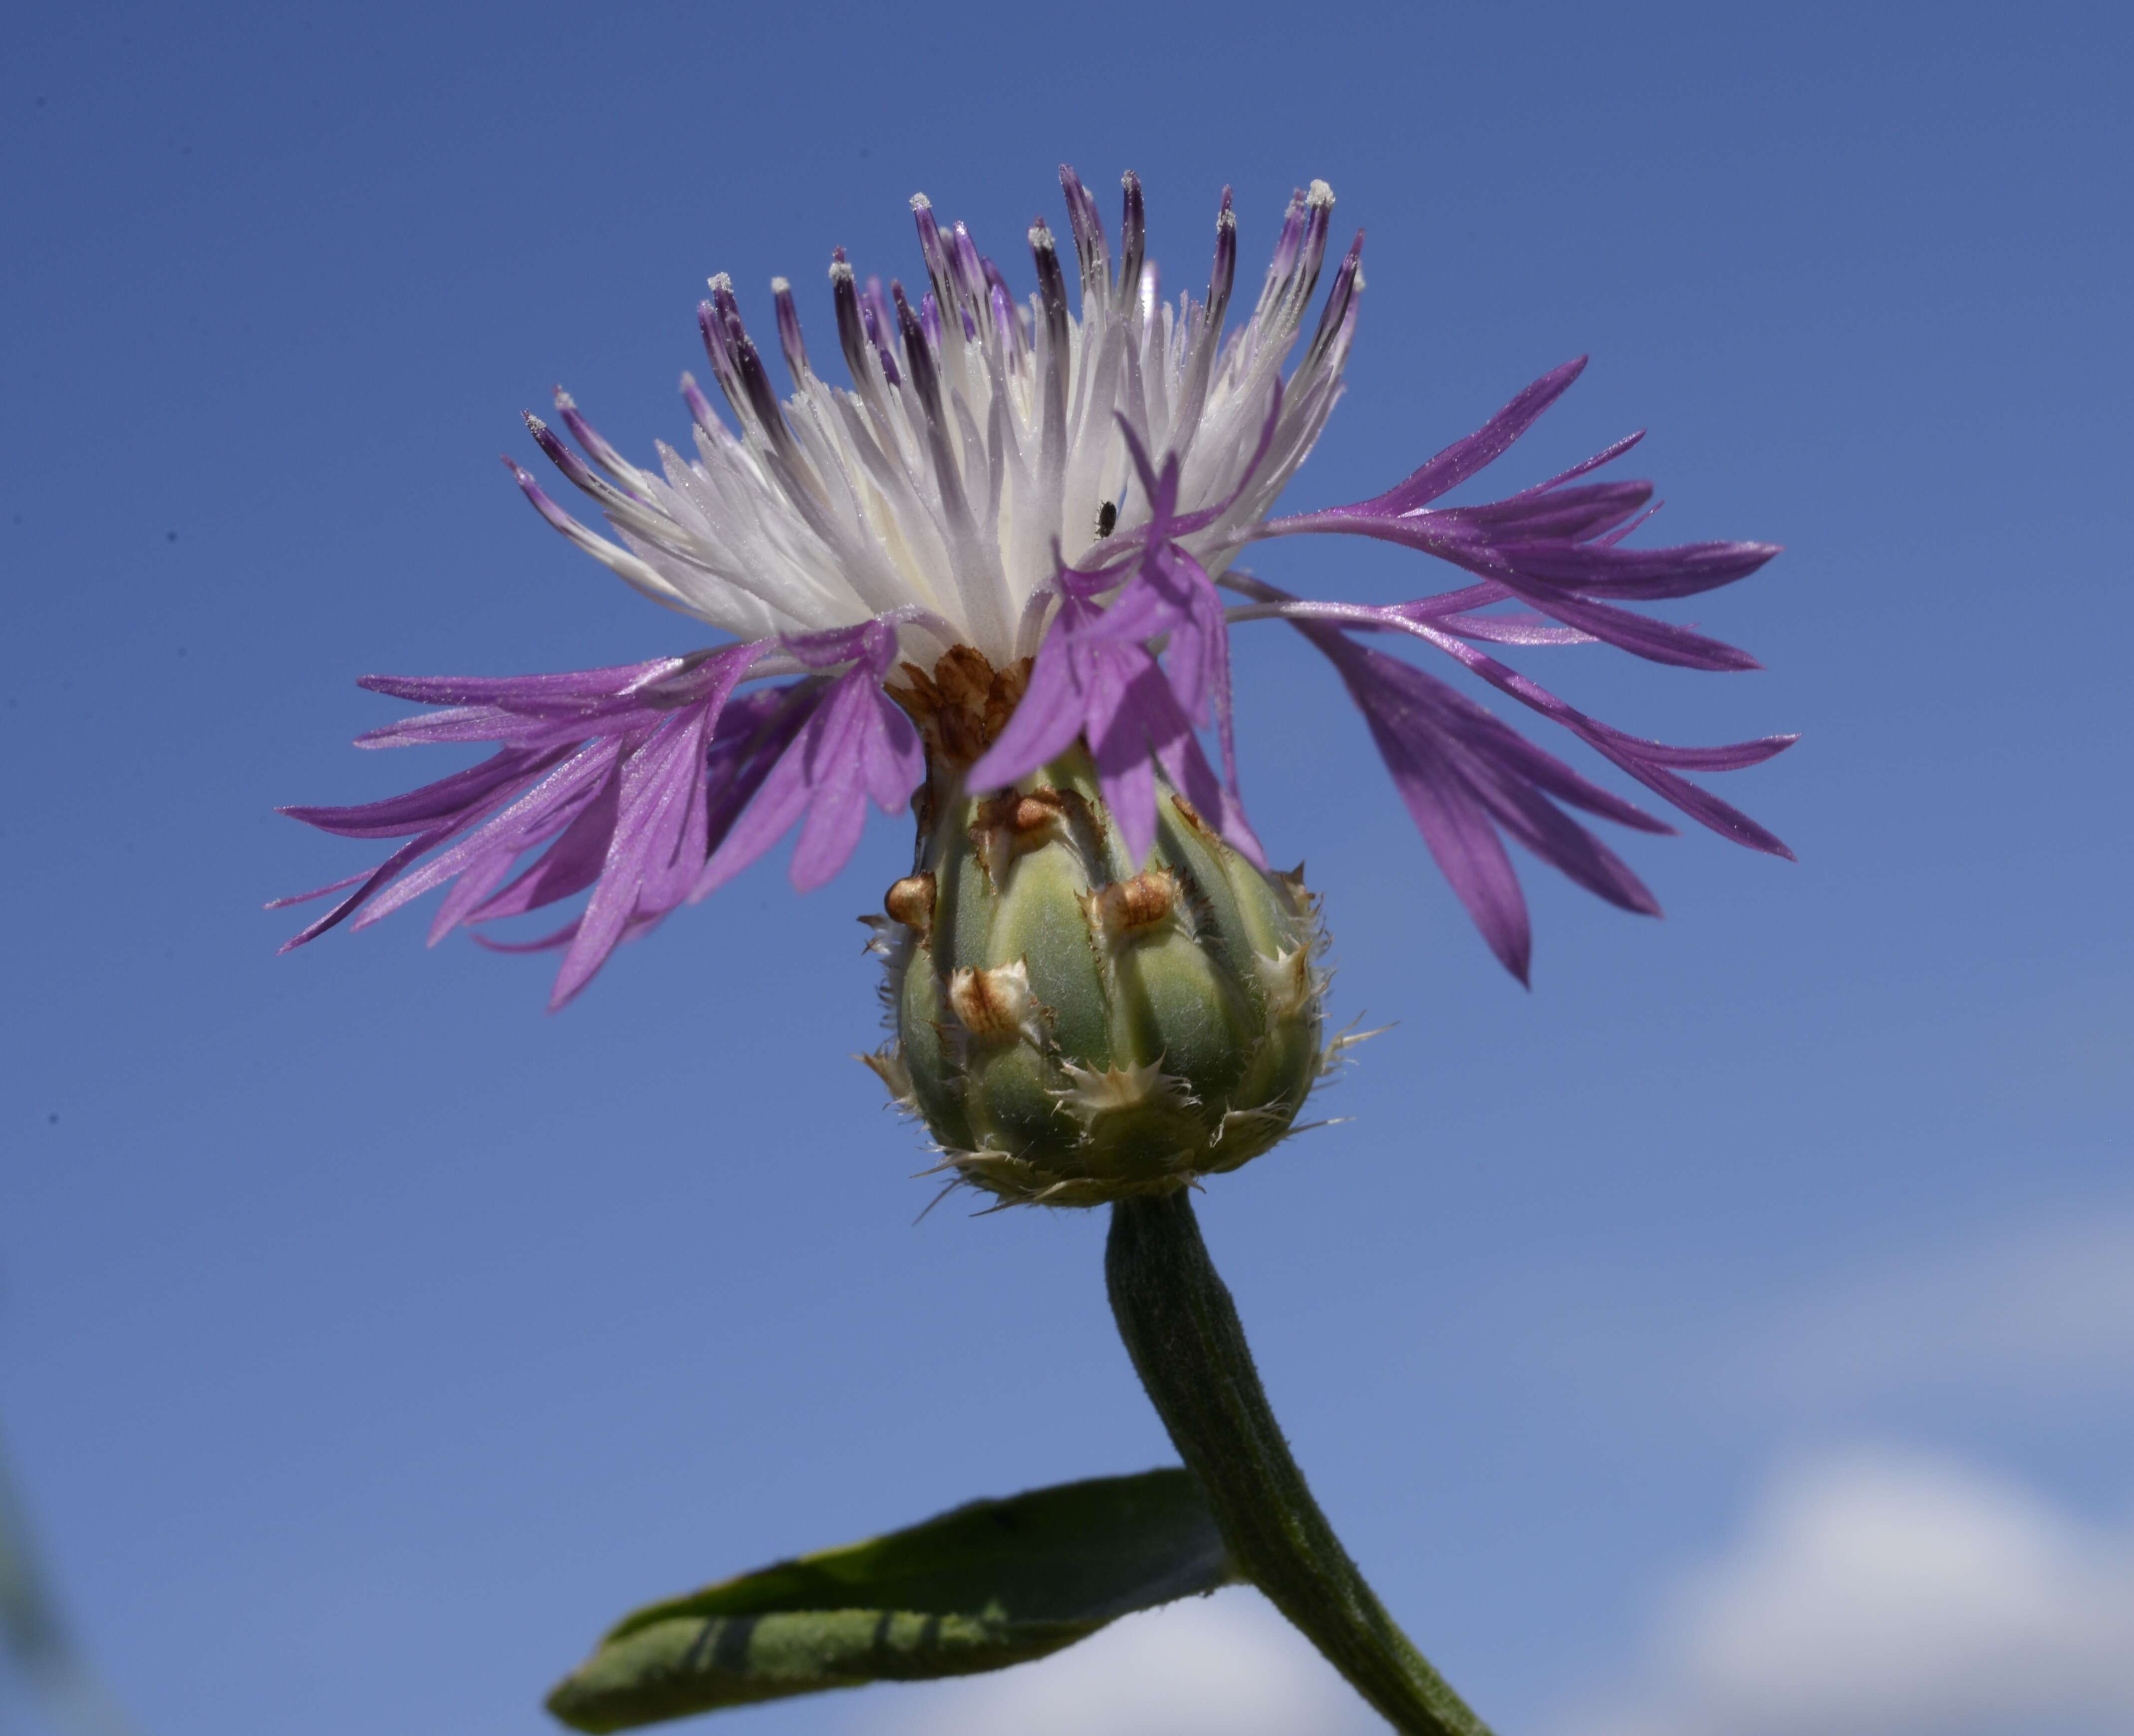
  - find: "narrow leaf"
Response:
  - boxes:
[546,1467,1232,1731]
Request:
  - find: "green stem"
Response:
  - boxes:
[1105,1191,1494,1736]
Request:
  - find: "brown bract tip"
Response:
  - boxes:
[884,871,936,938]
[1088,869,1179,939]
[970,784,1097,884]
[885,646,1034,769]
[947,960,1040,1043]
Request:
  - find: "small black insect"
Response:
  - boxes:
[1095,500,1118,539]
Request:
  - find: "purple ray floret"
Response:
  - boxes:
[968,580,1261,871]
[1312,622,1660,984]
[275,643,816,1008]
[696,621,922,897]
[966,418,1266,867]
[1260,357,1781,672]
[277,170,1793,1003]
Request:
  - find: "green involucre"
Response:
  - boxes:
[864,751,1333,1206]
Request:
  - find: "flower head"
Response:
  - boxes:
[275,168,1791,1008]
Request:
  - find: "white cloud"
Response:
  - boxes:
[852,1585,1385,1736]
[1766,1211,2134,1405]
[1562,1447,2134,1736]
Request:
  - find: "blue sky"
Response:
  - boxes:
[3,2,2129,1733]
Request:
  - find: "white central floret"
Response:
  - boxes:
[534,175,1358,666]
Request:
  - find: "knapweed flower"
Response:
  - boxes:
[276,168,1791,1199]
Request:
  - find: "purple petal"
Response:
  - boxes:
[1598,501,1665,547]
[347,740,626,932]
[1436,610,1596,647]
[1105,751,1162,865]
[973,574,1262,864]
[1409,691,1670,834]
[357,661,685,709]
[695,663,916,896]
[275,832,456,951]
[964,608,1096,791]
[1237,594,1669,836]
[1514,430,1647,498]
[279,644,817,998]
[264,867,378,909]
[1083,649,1255,867]
[702,739,810,893]
[464,777,625,923]
[696,687,821,880]
[1394,581,1512,616]
[274,749,579,945]
[1154,725,1266,868]
[1603,732,1798,773]
[1391,606,1798,857]
[1288,618,1687,979]
[428,836,539,945]
[1491,536,1781,602]
[1345,358,1588,517]
[1492,589,1762,672]
[859,688,926,813]
[1448,479,1655,543]
[783,616,900,676]
[1453,743,1659,916]
[789,678,877,891]
[552,706,715,1007]
[279,747,567,840]
[355,707,548,749]
[470,919,581,955]
[1589,758,1794,858]
[1257,515,1772,661]
[1358,694,1533,981]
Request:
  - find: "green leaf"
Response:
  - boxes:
[545,1467,1232,1732]
[0,1422,138,1736]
